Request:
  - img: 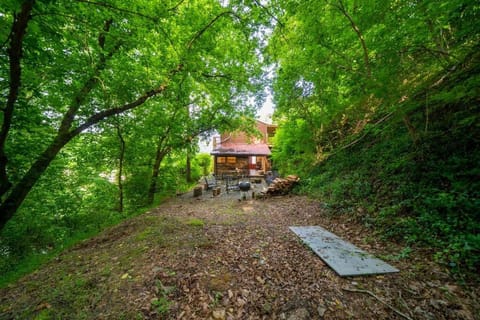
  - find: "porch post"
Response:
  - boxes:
[213,156,217,176]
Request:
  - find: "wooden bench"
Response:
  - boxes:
[204,176,218,190]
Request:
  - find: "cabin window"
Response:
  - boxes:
[227,157,236,164]
[217,157,225,163]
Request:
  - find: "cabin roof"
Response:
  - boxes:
[210,142,271,156]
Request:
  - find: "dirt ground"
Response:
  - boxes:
[1,187,479,319]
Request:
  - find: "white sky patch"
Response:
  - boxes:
[258,92,274,123]
[219,0,230,8]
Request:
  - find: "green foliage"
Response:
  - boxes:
[151,296,171,315]
[152,279,175,315]
[195,153,213,176]
[268,0,480,277]
[0,0,274,285]
[271,118,317,175]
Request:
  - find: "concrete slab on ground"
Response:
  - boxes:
[289,226,399,277]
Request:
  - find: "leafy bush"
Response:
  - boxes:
[294,92,480,276]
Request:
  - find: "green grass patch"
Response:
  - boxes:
[0,228,99,288]
[185,217,205,227]
[0,202,168,289]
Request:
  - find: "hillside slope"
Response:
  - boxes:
[286,51,480,276]
[1,195,478,319]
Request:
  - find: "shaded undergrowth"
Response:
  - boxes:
[297,61,480,279]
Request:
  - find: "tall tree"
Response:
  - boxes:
[114,121,126,213]
[267,0,479,171]
[0,0,268,230]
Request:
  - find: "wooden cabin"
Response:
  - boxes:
[210,120,277,178]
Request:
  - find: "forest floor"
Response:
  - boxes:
[1,190,479,319]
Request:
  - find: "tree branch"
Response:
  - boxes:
[168,0,186,12]
[71,86,165,136]
[98,18,113,50]
[201,72,234,81]
[342,287,413,320]
[186,11,235,49]
[331,0,371,78]
[69,62,186,137]
[253,0,284,28]
[0,0,35,200]
[58,21,121,136]
[75,0,157,21]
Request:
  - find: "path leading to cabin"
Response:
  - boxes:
[1,194,478,319]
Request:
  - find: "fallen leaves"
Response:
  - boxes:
[0,196,479,319]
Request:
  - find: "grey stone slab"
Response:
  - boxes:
[289,226,399,277]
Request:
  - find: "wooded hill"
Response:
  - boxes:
[0,0,479,286]
[0,0,269,284]
[267,0,480,276]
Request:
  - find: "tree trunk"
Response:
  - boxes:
[116,125,125,213]
[0,0,35,200]
[147,143,169,205]
[403,115,419,146]
[0,133,72,230]
[186,154,192,183]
